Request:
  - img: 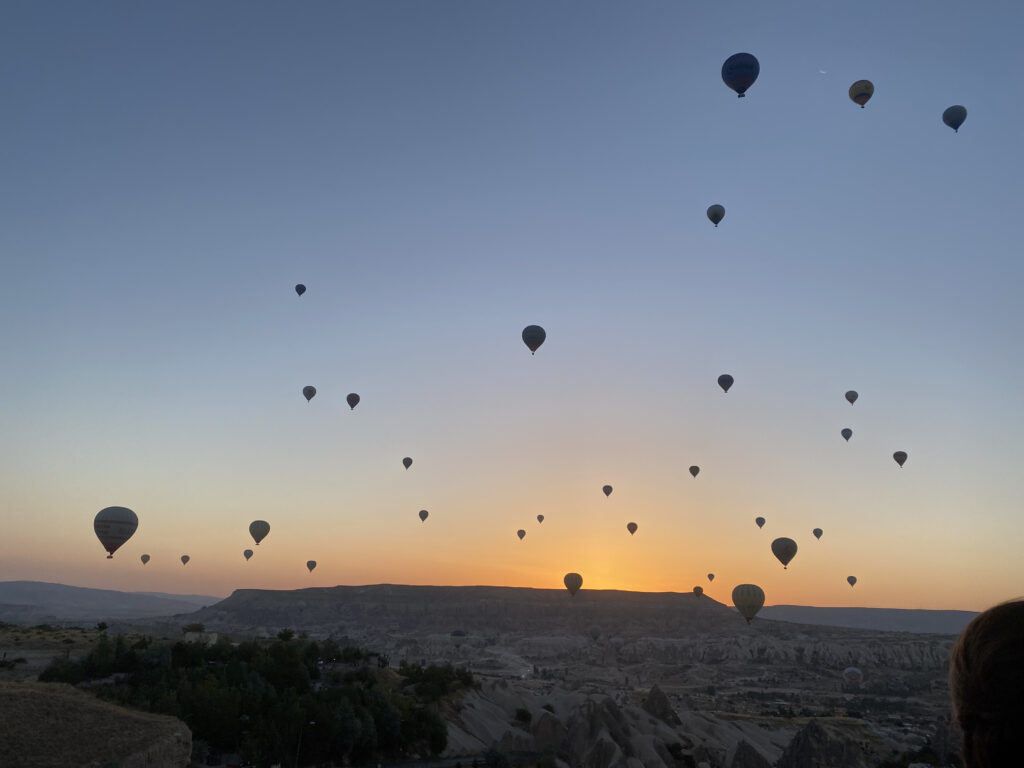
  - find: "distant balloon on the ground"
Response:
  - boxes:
[943,105,967,133]
[295,284,306,296]
[841,428,853,442]
[249,520,270,545]
[347,393,360,410]
[707,204,725,227]
[303,386,316,402]
[522,325,546,354]
[627,522,638,536]
[722,53,759,97]
[403,457,413,470]
[564,572,583,596]
[718,374,734,393]
[755,516,766,529]
[689,466,700,478]
[140,554,150,565]
[771,537,798,568]
[94,506,138,559]
[849,79,874,107]
[306,560,316,573]
[843,666,864,686]
[845,390,858,405]
[732,584,765,623]
[893,451,908,467]
[693,586,704,597]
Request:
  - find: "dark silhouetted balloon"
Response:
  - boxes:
[813,528,823,540]
[841,428,853,441]
[693,586,704,597]
[943,105,967,133]
[707,573,715,582]
[295,284,306,296]
[689,466,700,478]
[707,204,725,227]
[893,451,908,467]
[347,393,360,410]
[845,390,858,405]
[181,555,190,565]
[403,457,413,470]
[94,507,138,559]
[306,560,316,572]
[722,53,759,97]
[755,516,765,529]
[243,549,253,561]
[771,537,798,568]
[627,522,638,536]
[564,572,583,596]
[718,374,734,393]
[419,509,429,522]
[522,325,546,354]
[849,80,874,107]
[732,584,765,623]
[249,520,270,545]
[603,485,613,497]
[847,575,857,587]
[517,529,526,540]
[303,386,316,402]
[537,514,544,524]
[140,554,150,565]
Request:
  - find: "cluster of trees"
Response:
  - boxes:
[41,631,474,767]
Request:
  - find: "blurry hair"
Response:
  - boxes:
[949,599,1024,767]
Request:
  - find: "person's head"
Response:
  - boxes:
[949,599,1024,767]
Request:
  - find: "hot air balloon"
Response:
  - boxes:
[564,572,583,596]
[845,390,858,405]
[419,509,429,522]
[843,666,864,686]
[627,522,638,536]
[693,586,704,597]
[181,555,190,565]
[847,575,857,587]
[347,393,360,410]
[732,584,765,623]
[603,485,613,497]
[943,105,967,133]
[303,386,316,402]
[94,507,138,559]
[841,428,853,442]
[140,554,150,565]
[517,529,526,540]
[755,516,765,529]
[813,528,823,540]
[249,520,270,546]
[537,514,544,524]
[721,53,759,97]
[707,204,725,228]
[689,466,700,478]
[718,374,734,393]
[295,284,306,296]
[306,560,317,573]
[893,451,908,467]
[403,457,413,470]
[243,549,253,561]
[771,537,798,569]
[707,573,715,582]
[522,325,546,354]
[849,80,874,107]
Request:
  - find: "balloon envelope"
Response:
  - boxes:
[306,560,316,572]
[707,204,725,227]
[843,666,864,686]
[721,53,759,97]
[627,522,638,535]
[845,390,858,405]
[813,528,823,540]
[295,284,306,296]
[347,393,360,410]
[847,575,857,587]
[943,105,967,132]
[243,549,253,561]
[303,386,316,402]
[522,325,546,354]
[403,457,413,470]
[249,520,270,545]
[893,451,908,467]
[537,514,544,523]
[564,572,583,596]
[181,555,190,565]
[718,374,734,393]
[732,584,765,623]
[848,80,874,107]
[771,537,798,568]
[841,428,853,441]
[517,529,526,540]
[419,509,429,522]
[689,465,700,478]
[602,485,613,497]
[755,516,765,529]
[707,573,715,582]
[693,586,703,597]
[140,554,150,565]
[94,506,139,558]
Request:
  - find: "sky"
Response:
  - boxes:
[1,1,1022,611]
